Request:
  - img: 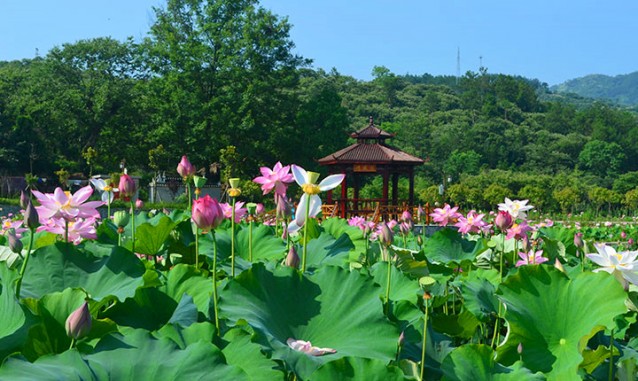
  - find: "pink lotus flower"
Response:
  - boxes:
[516,249,548,267]
[253,162,294,198]
[348,216,367,230]
[506,222,533,241]
[287,338,336,356]
[430,204,462,226]
[177,155,196,179]
[454,210,487,234]
[32,186,103,222]
[1,218,27,238]
[192,195,224,232]
[39,217,98,245]
[221,201,247,223]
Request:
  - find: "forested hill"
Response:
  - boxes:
[552,71,638,106]
[2,0,638,212]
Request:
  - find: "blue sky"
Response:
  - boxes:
[1,0,637,85]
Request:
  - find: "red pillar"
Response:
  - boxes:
[408,168,415,207]
[340,173,347,218]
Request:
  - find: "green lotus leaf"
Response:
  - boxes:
[87,328,248,380]
[441,344,544,381]
[199,225,285,272]
[423,228,487,265]
[431,310,480,339]
[309,356,407,380]
[0,265,25,340]
[391,300,454,379]
[19,242,148,301]
[160,264,212,318]
[321,218,368,260]
[461,269,499,322]
[21,288,86,360]
[102,287,174,330]
[156,321,216,349]
[0,246,21,268]
[305,232,354,270]
[222,328,285,381]
[0,350,95,380]
[0,329,248,380]
[394,247,429,278]
[370,262,421,304]
[496,266,626,380]
[219,263,400,379]
[133,214,177,256]
[168,293,198,327]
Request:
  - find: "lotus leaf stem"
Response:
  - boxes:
[15,227,35,299]
[231,197,236,277]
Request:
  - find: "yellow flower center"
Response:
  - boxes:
[228,188,242,198]
[104,185,112,192]
[302,183,321,195]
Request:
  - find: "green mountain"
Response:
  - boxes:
[552,71,638,106]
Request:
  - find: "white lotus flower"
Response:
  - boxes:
[498,198,534,220]
[287,165,344,233]
[587,243,638,287]
[90,178,118,204]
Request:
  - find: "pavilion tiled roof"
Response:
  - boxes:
[350,117,394,139]
[317,142,424,165]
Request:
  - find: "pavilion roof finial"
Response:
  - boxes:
[369,116,374,125]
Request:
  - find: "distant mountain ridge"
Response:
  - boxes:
[552,71,638,106]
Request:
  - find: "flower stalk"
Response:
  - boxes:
[15,227,35,299]
[211,231,220,333]
[420,293,431,381]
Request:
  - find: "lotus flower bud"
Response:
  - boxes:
[24,201,40,229]
[398,331,405,347]
[285,246,300,269]
[554,258,565,273]
[135,199,144,210]
[521,235,530,253]
[193,175,206,189]
[118,174,136,199]
[7,230,23,254]
[276,196,292,219]
[399,222,410,236]
[192,195,224,232]
[629,238,635,246]
[417,205,425,223]
[256,203,265,216]
[177,155,195,179]
[573,232,584,249]
[494,211,513,231]
[621,231,627,240]
[417,235,424,247]
[517,343,523,355]
[20,190,30,209]
[379,223,393,246]
[281,224,288,241]
[401,210,412,223]
[65,302,92,340]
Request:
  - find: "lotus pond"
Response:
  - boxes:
[1,167,638,381]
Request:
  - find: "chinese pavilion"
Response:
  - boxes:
[318,117,424,220]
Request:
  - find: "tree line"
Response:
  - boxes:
[1,0,638,214]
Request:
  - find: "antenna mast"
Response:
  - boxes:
[456,47,461,85]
